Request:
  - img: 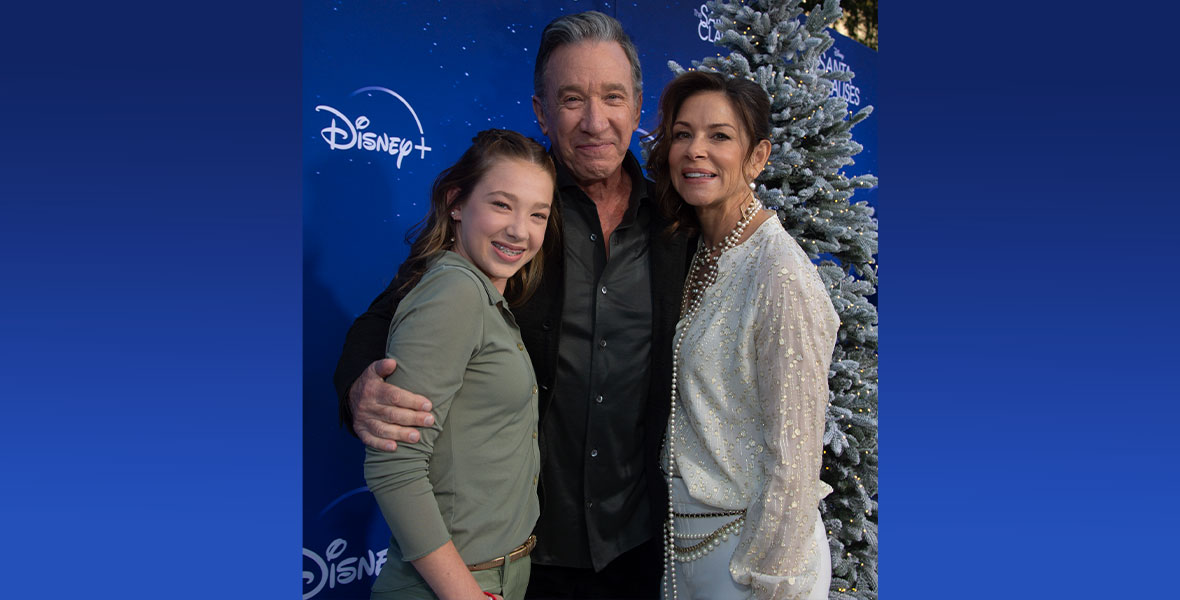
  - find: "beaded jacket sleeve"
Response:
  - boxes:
[670,219,838,600]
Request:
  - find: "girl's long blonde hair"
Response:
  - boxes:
[390,129,560,307]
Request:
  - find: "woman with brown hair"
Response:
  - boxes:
[647,72,838,600]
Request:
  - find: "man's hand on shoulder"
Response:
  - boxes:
[349,358,435,451]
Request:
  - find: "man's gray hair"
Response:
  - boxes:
[533,11,643,101]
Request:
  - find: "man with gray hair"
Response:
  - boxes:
[334,11,690,597]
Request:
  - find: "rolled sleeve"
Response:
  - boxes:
[732,240,838,600]
[363,266,486,561]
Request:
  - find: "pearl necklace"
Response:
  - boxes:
[664,193,762,600]
[678,195,764,319]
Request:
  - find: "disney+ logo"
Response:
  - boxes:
[316,86,433,168]
[303,537,388,599]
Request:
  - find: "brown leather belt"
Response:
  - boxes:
[467,535,537,572]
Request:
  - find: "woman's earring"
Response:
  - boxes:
[749,181,756,190]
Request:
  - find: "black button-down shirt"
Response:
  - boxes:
[532,153,655,571]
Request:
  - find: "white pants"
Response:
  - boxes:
[662,477,830,600]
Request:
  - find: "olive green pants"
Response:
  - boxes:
[371,556,531,600]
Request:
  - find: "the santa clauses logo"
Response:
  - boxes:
[821,47,862,106]
[693,4,724,43]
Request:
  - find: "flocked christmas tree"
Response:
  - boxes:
[660,1,879,597]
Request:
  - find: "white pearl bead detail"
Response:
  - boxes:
[664,193,761,600]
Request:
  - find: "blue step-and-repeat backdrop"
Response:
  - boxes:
[303,1,875,597]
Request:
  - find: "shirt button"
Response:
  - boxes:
[595,395,603,404]
[532,431,538,439]
[517,342,525,351]
[532,385,538,395]
[589,233,597,242]
[586,500,594,508]
[598,339,607,348]
[590,449,598,458]
[600,285,607,295]
[533,476,538,485]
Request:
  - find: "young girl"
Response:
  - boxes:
[365,129,559,600]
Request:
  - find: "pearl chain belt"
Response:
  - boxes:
[665,509,746,562]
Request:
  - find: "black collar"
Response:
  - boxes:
[552,150,650,218]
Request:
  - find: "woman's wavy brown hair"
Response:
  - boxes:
[645,71,771,237]
[390,129,560,307]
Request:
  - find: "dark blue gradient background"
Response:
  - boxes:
[0,2,301,598]
[882,1,1180,597]
[2,1,1176,599]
